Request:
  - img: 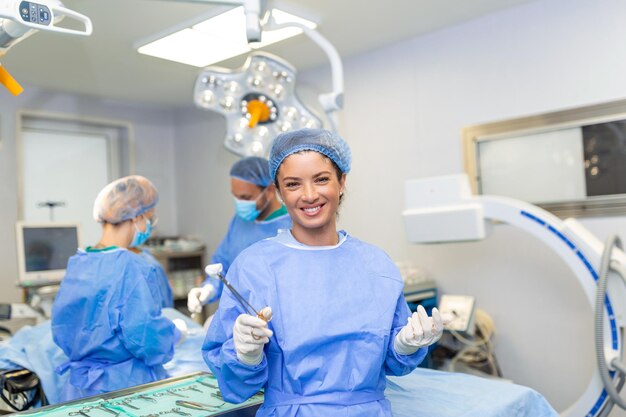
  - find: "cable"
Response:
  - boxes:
[446,308,502,377]
[595,235,626,410]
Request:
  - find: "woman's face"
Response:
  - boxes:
[276,151,345,238]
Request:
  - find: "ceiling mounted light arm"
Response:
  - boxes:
[0,0,92,96]
[264,19,344,132]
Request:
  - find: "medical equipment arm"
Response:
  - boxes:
[264,16,344,132]
[0,0,91,55]
[0,0,91,95]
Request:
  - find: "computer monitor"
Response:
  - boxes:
[15,222,81,287]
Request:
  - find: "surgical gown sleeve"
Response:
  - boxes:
[202,253,270,403]
[117,268,179,366]
[384,292,428,376]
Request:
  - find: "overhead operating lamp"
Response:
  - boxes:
[0,0,92,95]
[193,51,323,157]
[191,8,344,157]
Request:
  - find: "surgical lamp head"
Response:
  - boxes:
[193,52,322,158]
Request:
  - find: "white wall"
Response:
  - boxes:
[0,88,179,303]
[172,107,239,258]
[173,0,626,414]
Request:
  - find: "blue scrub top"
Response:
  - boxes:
[51,247,179,401]
[202,230,426,417]
[137,248,174,308]
[203,210,291,303]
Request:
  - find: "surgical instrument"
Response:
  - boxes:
[181,385,203,393]
[205,263,269,322]
[116,399,139,410]
[68,410,90,417]
[175,401,223,411]
[135,394,156,403]
[93,404,120,416]
[196,379,218,389]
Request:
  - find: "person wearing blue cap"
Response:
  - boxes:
[187,156,291,315]
[51,175,187,401]
[203,129,451,417]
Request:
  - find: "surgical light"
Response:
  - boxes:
[0,0,92,96]
[194,52,322,157]
[136,6,316,68]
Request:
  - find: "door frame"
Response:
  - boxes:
[16,110,136,221]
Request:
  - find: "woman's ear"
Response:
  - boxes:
[339,173,347,195]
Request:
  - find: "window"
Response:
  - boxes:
[463,99,626,217]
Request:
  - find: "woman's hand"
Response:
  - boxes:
[233,307,273,365]
[394,305,451,355]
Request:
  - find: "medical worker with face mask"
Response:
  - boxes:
[51,175,187,402]
[202,129,451,417]
[187,157,291,315]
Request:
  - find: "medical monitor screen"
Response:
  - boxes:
[17,223,80,285]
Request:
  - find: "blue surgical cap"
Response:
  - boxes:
[93,175,159,224]
[230,156,271,187]
[269,128,351,181]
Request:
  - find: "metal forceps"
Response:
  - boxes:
[68,410,91,417]
[205,264,269,323]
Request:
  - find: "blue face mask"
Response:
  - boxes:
[131,218,152,247]
[234,189,268,222]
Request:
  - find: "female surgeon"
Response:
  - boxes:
[202,129,449,417]
[52,175,186,401]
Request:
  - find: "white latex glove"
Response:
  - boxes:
[172,318,188,345]
[394,305,452,355]
[187,285,216,314]
[233,307,273,365]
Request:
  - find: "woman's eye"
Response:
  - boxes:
[285,182,299,188]
[316,177,330,183]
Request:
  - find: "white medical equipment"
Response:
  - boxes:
[0,0,92,95]
[438,294,476,336]
[15,222,81,287]
[402,174,626,417]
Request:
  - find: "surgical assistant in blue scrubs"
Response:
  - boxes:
[203,129,449,417]
[51,175,186,401]
[186,157,291,315]
[133,247,174,308]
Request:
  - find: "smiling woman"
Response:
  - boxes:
[202,128,450,417]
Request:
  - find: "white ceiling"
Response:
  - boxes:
[2,0,538,107]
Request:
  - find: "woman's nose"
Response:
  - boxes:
[302,183,318,202]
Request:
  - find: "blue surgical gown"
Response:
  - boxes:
[137,248,174,308]
[202,230,426,417]
[51,247,179,402]
[203,212,291,303]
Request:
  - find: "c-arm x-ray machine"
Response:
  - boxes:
[403,174,626,417]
